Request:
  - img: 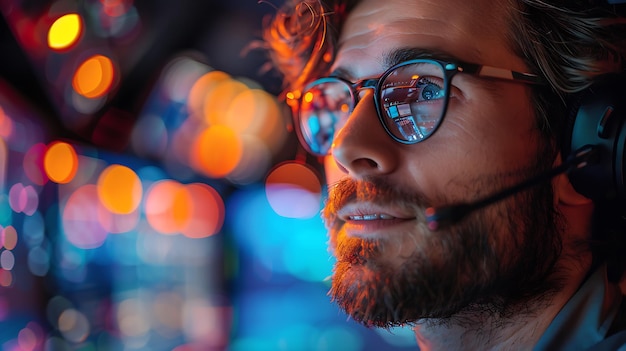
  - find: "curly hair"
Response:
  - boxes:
[262,0,358,95]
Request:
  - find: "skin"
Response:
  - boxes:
[320,0,596,349]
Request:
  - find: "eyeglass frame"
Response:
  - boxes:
[290,58,544,156]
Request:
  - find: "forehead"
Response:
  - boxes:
[332,0,525,79]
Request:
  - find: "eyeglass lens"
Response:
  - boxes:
[299,61,447,155]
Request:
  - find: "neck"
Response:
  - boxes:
[413,301,555,350]
[414,237,593,350]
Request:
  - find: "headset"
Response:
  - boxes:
[557,0,626,203]
[564,74,626,203]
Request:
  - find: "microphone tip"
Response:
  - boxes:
[425,207,440,231]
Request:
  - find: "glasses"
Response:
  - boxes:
[291,59,542,156]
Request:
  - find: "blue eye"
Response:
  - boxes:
[417,79,445,100]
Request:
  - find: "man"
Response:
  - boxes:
[263,0,626,349]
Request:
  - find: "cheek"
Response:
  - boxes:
[446,90,538,161]
[324,156,345,186]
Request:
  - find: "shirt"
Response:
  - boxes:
[534,265,626,350]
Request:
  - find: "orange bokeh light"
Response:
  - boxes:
[2,226,18,250]
[265,162,322,218]
[224,89,281,136]
[44,141,78,184]
[0,106,13,138]
[144,180,191,235]
[97,165,142,215]
[192,126,242,178]
[181,183,224,238]
[72,55,116,98]
[202,79,248,126]
[187,71,231,118]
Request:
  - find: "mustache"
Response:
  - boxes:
[322,177,432,227]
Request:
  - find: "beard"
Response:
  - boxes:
[322,164,565,329]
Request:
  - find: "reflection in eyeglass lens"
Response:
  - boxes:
[300,81,352,154]
[381,62,446,142]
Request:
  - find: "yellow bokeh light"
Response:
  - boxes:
[72,55,116,98]
[303,92,314,103]
[192,126,243,178]
[48,13,82,50]
[97,165,142,214]
[44,141,78,184]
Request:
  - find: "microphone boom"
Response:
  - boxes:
[425,145,599,231]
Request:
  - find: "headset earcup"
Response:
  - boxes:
[565,74,626,201]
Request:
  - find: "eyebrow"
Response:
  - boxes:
[383,47,463,67]
[330,47,465,80]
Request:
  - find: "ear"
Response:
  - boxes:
[553,153,593,206]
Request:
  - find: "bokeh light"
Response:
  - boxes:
[265,162,322,219]
[58,308,90,343]
[0,270,12,287]
[44,141,78,184]
[0,250,15,270]
[181,183,224,238]
[62,185,109,249]
[144,179,191,235]
[203,79,248,126]
[97,164,142,214]
[2,225,18,250]
[161,56,210,104]
[48,13,83,51]
[192,125,242,178]
[226,135,271,185]
[117,297,151,338]
[187,71,231,117]
[8,183,39,216]
[17,322,45,351]
[28,246,50,277]
[23,143,48,186]
[72,54,116,98]
[0,106,13,138]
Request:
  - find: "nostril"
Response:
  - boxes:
[352,158,379,172]
[362,158,378,169]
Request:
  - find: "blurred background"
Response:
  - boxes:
[0,0,417,350]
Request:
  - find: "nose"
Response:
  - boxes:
[330,89,399,178]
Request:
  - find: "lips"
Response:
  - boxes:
[334,202,417,238]
[339,203,414,222]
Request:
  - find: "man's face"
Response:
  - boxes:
[321,0,563,327]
